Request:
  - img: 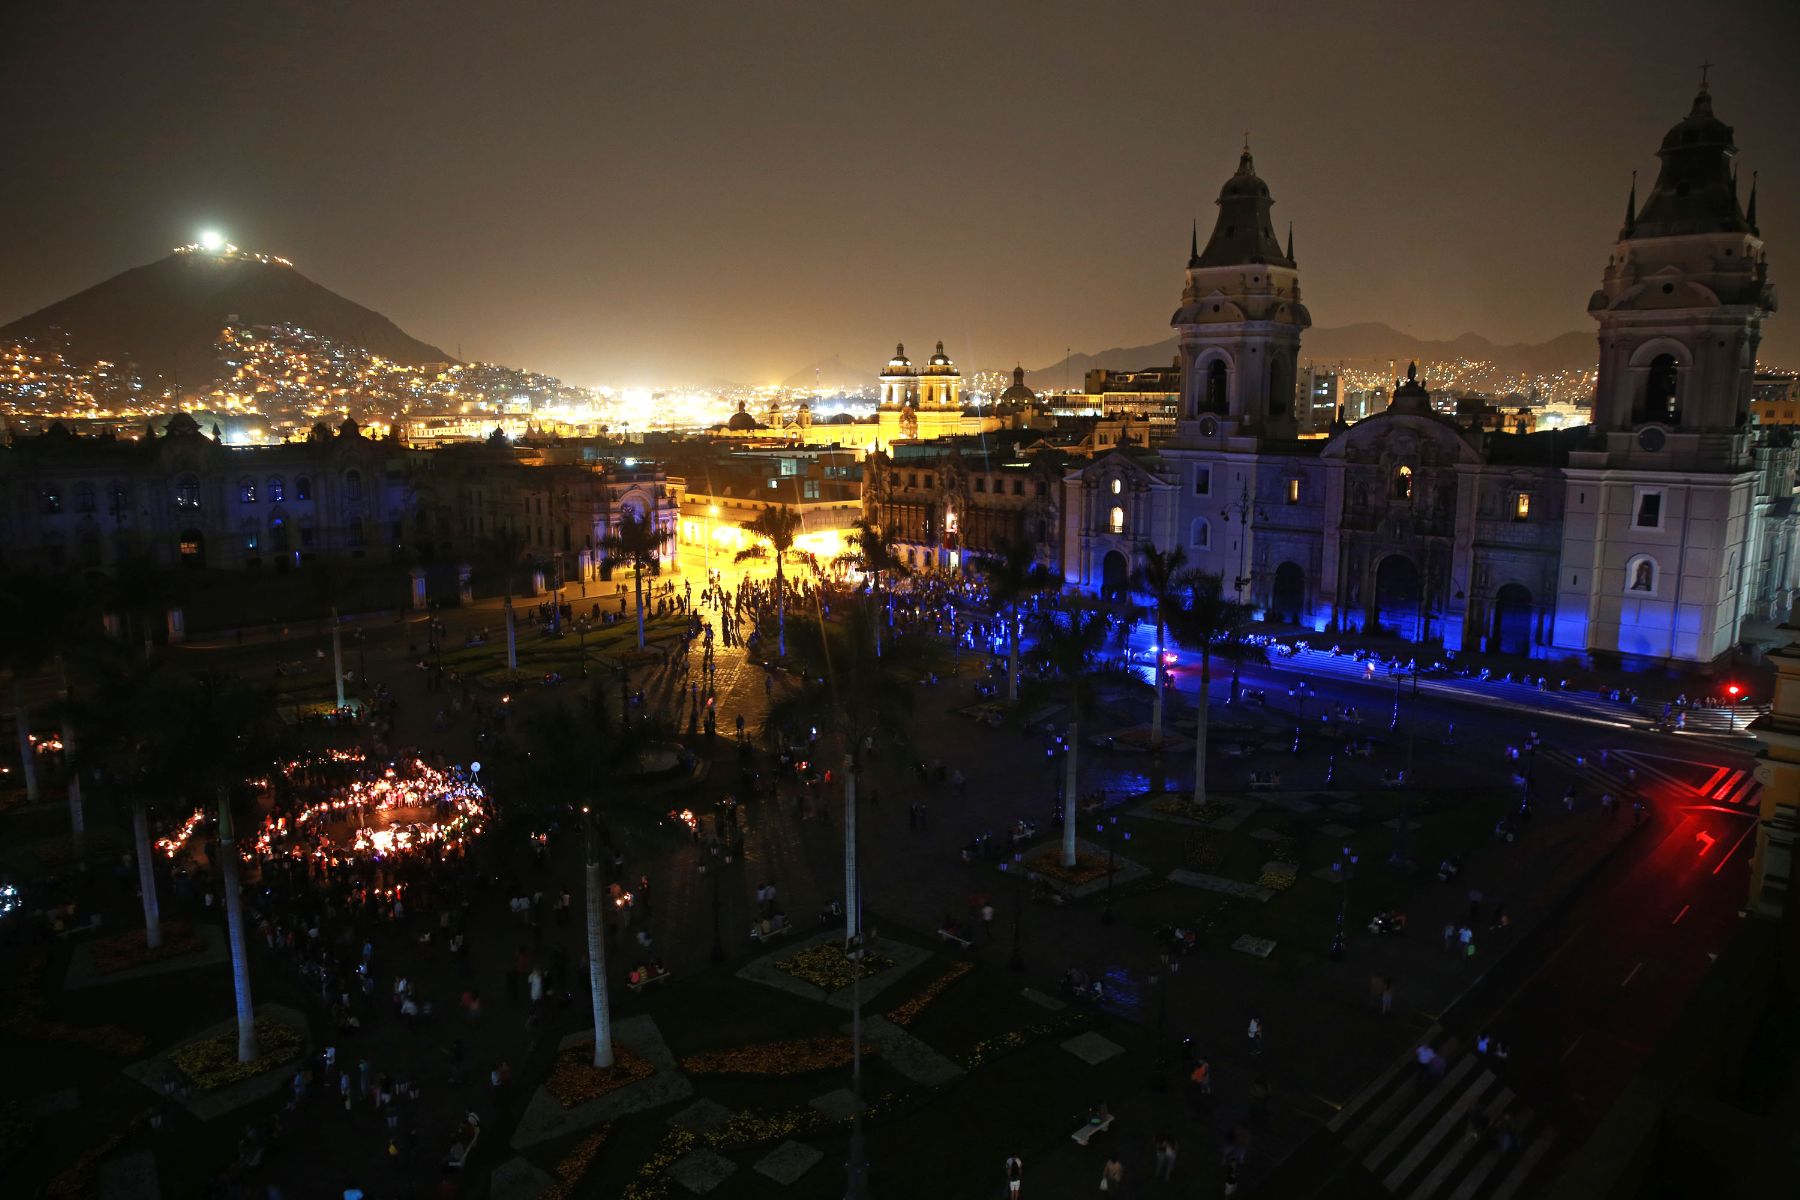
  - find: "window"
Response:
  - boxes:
[76,482,96,514]
[974,477,986,493]
[178,530,204,564]
[1190,517,1211,549]
[239,477,257,503]
[1286,478,1301,505]
[176,474,200,509]
[1513,493,1532,521]
[803,480,819,499]
[109,484,129,515]
[1110,478,1122,495]
[267,476,284,502]
[907,473,917,487]
[1205,360,1228,414]
[1635,489,1663,529]
[1627,556,1657,593]
[1393,466,1413,501]
[344,469,363,501]
[1194,466,1212,496]
[923,474,934,489]
[296,476,312,501]
[1643,353,1680,424]
[1108,506,1126,534]
[347,523,366,549]
[41,488,62,515]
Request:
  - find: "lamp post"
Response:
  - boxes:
[1330,843,1357,960]
[1725,683,1742,732]
[707,504,719,584]
[1002,853,1027,972]
[1518,730,1541,816]
[576,616,591,677]
[1098,814,1126,925]
[1288,682,1315,754]
[1149,950,1177,1087]
[1390,670,1402,733]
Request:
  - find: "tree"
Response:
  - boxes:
[303,558,354,708]
[1022,605,1137,867]
[106,556,182,659]
[1164,572,1239,808]
[1130,544,1190,749]
[832,518,910,657]
[601,509,670,651]
[0,571,97,811]
[766,606,916,943]
[735,505,804,658]
[975,536,1060,703]
[486,526,534,670]
[512,687,662,1068]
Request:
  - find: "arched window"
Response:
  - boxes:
[1205,361,1228,414]
[295,476,312,501]
[1627,555,1657,593]
[1268,353,1291,417]
[1643,354,1680,423]
[1393,465,1413,501]
[1110,478,1122,495]
[1190,517,1211,549]
[267,476,284,502]
[238,477,257,503]
[344,469,363,501]
[76,482,96,514]
[1108,506,1126,534]
[175,474,200,509]
[269,510,289,554]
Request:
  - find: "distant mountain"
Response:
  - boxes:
[1025,322,1594,388]
[780,354,868,393]
[1,249,452,383]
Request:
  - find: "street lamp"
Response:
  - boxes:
[576,616,591,677]
[1390,670,1402,733]
[1288,682,1315,754]
[707,504,719,584]
[1001,853,1027,972]
[1330,843,1357,960]
[1149,950,1178,1087]
[1725,683,1742,733]
[1518,730,1541,815]
[1097,815,1127,925]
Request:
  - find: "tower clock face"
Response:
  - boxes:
[1637,426,1667,452]
[1198,416,1220,438]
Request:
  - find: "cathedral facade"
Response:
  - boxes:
[1062,87,1793,668]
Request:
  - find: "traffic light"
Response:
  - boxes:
[1726,683,1742,700]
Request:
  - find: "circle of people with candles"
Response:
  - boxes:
[155,749,491,872]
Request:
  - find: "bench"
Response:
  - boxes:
[937,928,973,950]
[749,923,792,943]
[626,971,671,993]
[1071,1114,1115,1146]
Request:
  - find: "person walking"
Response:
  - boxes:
[1099,1155,1123,1192]
[1380,977,1395,1016]
[1247,1016,1263,1055]
[1004,1154,1023,1197]
[1154,1135,1178,1181]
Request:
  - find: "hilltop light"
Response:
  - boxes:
[199,229,225,252]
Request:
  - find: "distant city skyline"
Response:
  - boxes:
[2,1,1796,388]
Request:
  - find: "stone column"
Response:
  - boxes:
[409,568,428,610]
[457,564,474,606]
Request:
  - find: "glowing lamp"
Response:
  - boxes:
[199,229,225,252]
[1726,684,1741,699]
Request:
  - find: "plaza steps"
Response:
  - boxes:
[1319,1032,1556,1200]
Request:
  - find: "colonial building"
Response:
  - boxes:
[864,441,1067,575]
[1062,86,1796,668]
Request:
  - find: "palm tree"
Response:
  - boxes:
[0,571,96,810]
[1130,544,1190,749]
[976,536,1060,703]
[69,656,181,948]
[303,558,353,708]
[486,527,533,671]
[601,509,670,651]
[767,605,916,942]
[735,505,804,658]
[1165,572,1238,808]
[1023,605,1136,867]
[832,518,910,657]
[512,688,651,1069]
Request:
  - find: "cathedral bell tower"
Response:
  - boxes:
[1587,78,1777,470]
[1171,142,1311,443]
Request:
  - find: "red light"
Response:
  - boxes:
[1727,684,1741,698]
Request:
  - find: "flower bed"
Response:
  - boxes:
[1182,831,1223,871]
[773,942,894,991]
[91,922,203,974]
[1255,865,1298,892]
[886,961,972,1027]
[545,1044,655,1108]
[1026,850,1109,887]
[3,1013,148,1057]
[170,1021,302,1092]
[957,1011,1094,1071]
[541,1125,611,1200]
[1153,796,1235,823]
[682,1035,869,1076]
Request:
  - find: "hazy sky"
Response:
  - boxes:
[3,1,1796,386]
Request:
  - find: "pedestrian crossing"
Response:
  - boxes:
[1323,1029,1555,1200]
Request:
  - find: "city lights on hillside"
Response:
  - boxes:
[199,228,225,252]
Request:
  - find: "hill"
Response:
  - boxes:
[1024,322,1593,388]
[1,248,452,383]
[780,354,869,393]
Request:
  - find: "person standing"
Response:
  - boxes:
[1247,1016,1263,1055]
[1099,1155,1123,1192]
[1003,1155,1023,1196]
[1154,1136,1178,1181]
[1380,977,1395,1016]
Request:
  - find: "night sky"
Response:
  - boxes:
[3,1,1797,386]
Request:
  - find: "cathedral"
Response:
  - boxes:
[1061,84,1792,668]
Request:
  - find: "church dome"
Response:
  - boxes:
[997,365,1037,412]
[882,343,913,376]
[1629,84,1752,239]
[927,340,954,368]
[1194,145,1294,270]
[727,400,761,431]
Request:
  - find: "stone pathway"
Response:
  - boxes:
[836,1014,962,1086]
[1166,869,1275,903]
[668,1147,736,1194]
[754,1140,824,1186]
[1060,1031,1124,1065]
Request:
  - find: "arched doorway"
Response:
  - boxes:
[1205,361,1228,414]
[1491,583,1533,656]
[1373,554,1421,639]
[1100,550,1129,602]
[1272,562,1306,625]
